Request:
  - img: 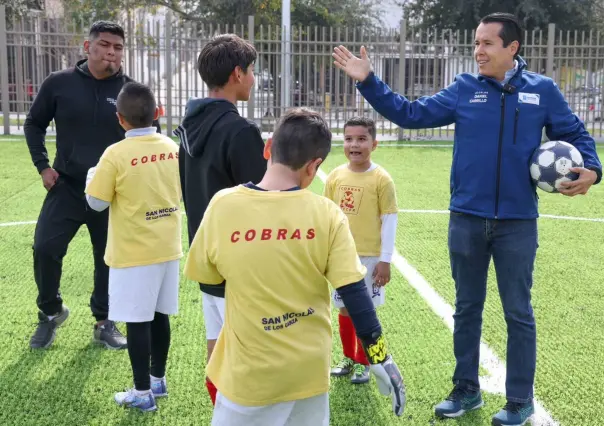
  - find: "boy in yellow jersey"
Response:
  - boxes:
[324,117,398,385]
[184,107,405,425]
[85,82,182,412]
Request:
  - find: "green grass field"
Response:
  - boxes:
[0,137,603,425]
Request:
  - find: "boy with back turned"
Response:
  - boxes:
[184,107,405,425]
[85,82,181,412]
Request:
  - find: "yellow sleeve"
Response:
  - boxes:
[85,149,117,203]
[325,208,366,289]
[322,172,336,201]
[378,172,398,215]
[183,203,224,285]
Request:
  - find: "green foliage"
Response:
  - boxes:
[399,0,602,32]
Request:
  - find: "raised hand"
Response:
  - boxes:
[333,45,373,82]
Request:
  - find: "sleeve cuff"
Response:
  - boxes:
[587,166,602,185]
[36,161,51,174]
[356,71,377,90]
[379,253,392,263]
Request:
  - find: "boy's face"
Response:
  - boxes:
[236,63,255,101]
[343,125,377,165]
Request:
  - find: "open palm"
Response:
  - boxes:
[332,45,373,82]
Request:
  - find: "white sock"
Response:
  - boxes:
[150,375,164,383]
[47,314,58,321]
[134,388,151,396]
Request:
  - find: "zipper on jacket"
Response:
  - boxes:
[495,92,505,218]
[513,108,519,145]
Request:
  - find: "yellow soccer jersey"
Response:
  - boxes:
[184,185,366,406]
[323,164,398,256]
[85,133,183,268]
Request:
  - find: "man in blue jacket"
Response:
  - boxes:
[334,12,601,426]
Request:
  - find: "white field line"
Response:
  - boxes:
[1,208,602,229]
[316,168,558,426]
[0,220,36,227]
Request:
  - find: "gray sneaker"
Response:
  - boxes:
[331,357,355,376]
[93,320,127,350]
[350,363,370,384]
[29,306,70,349]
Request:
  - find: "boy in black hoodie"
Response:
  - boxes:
[174,33,267,405]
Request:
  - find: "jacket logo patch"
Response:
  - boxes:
[470,91,488,103]
[106,97,117,106]
[519,92,540,105]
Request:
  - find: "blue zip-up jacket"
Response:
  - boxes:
[356,56,602,219]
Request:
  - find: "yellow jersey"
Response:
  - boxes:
[184,184,366,406]
[323,163,398,256]
[85,132,183,268]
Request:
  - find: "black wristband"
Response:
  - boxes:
[358,331,388,364]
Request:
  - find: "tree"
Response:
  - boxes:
[398,0,601,32]
[53,0,383,28]
[3,0,43,22]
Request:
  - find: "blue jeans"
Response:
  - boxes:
[448,211,537,403]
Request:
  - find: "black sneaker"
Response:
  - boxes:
[29,306,70,349]
[93,320,127,350]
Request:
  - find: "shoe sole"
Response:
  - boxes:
[153,392,168,398]
[436,400,484,419]
[93,338,127,350]
[30,308,70,349]
[491,415,533,426]
[330,370,352,377]
[115,398,158,412]
[351,374,370,384]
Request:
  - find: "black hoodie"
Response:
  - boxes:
[174,98,267,298]
[24,59,160,188]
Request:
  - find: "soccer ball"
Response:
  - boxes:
[529,141,583,193]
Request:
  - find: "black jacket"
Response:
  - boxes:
[24,59,160,188]
[174,98,267,298]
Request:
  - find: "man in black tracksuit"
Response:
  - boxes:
[24,21,160,350]
[173,34,267,405]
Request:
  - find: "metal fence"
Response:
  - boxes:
[3,5,604,140]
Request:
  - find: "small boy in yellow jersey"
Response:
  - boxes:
[323,117,398,384]
[85,82,182,412]
[184,107,405,425]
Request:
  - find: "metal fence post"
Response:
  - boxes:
[546,23,555,78]
[398,18,407,141]
[248,15,255,122]
[165,11,173,136]
[0,6,10,135]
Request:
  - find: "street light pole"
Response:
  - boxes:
[280,0,291,112]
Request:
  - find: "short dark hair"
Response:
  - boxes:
[197,34,257,90]
[344,117,376,140]
[480,13,523,57]
[89,21,125,41]
[271,108,332,170]
[116,82,156,128]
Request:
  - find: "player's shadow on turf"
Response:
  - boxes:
[329,376,403,426]
[0,343,103,425]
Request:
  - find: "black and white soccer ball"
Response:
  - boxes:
[529,141,584,193]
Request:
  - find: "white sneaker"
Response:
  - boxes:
[114,388,157,412]
[151,376,168,398]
